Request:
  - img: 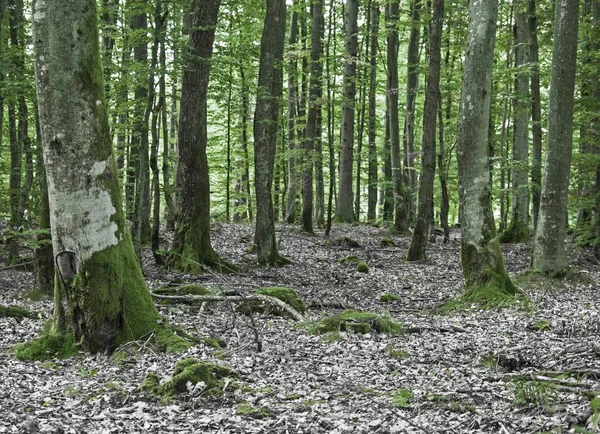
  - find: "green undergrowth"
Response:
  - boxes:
[306,310,404,335]
[237,286,306,317]
[139,358,238,402]
[426,394,476,413]
[236,401,273,419]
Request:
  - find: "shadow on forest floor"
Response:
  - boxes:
[1,223,599,433]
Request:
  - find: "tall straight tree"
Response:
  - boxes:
[529,0,543,231]
[387,1,409,233]
[532,0,580,276]
[367,3,379,221]
[168,0,233,273]
[501,0,531,242]
[407,0,444,261]
[32,0,168,352]
[253,0,289,265]
[302,0,325,233]
[336,0,359,223]
[285,11,299,224]
[456,0,517,294]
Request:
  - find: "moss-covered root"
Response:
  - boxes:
[238,287,306,319]
[139,358,238,401]
[12,328,79,361]
[309,310,404,335]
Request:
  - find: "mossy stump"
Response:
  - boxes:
[309,310,404,335]
[154,284,212,304]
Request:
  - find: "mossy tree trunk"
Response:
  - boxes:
[336,0,359,223]
[456,0,517,294]
[253,0,289,265]
[168,0,232,274]
[407,0,443,261]
[532,0,579,276]
[502,0,531,243]
[33,0,163,352]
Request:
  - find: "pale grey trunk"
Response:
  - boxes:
[367,4,379,222]
[532,0,580,275]
[336,0,359,223]
[285,11,299,224]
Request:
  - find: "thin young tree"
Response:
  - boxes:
[407,0,444,261]
[532,0,580,276]
[366,4,379,222]
[285,11,299,224]
[32,0,174,352]
[253,0,290,265]
[456,0,518,295]
[529,0,543,231]
[168,0,234,273]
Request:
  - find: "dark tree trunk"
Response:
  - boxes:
[253,0,290,265]
[529,0,543,232]
[285,11,299,224]
[367,4,379,222]
[168,0,233,273]
[408,0,443,260]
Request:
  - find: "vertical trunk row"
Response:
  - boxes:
[285,12,300,224]
[366,4,379,222]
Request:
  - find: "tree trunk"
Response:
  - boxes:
[253,0,289,265]
[457,0,517,294]
[501,0,531,242]
[168,0,233,273]
[336,0,359,223]
[325,0,337,236]
[532,0,580,276]
[403,0,422,221]
[302,0,325,233]
[160,18,175,231]
[408,0,443,261]
[528,0,543,232]
[285,11,299,224]
[33,0,164,352]
[367,4,379,222]
[387,2,409,233]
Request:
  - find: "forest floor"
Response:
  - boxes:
[1,223,599,434]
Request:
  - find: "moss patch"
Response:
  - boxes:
[308,310,404,335]
[379,237,395,247]
[379,293,400,303]
[236,401,273,419]
[393,388,413,408]
[140,358,237,402]
[238,287,306,317]
[12,328,80,361]
[203,336,226,349]
[357,261,369,273]
[339,255,361,265]
[384,344,409,359]
[440,283,530,312]
[154,284,213,305]
[0,305,34,319]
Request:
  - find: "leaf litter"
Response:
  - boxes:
[1,223,599,433]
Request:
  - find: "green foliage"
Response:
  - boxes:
[379,293,400,303]
[384,345,409,359]
[203,336,226,349]
[393,389,413,408]
[307,310,404,336]
[510,379,557,409]
[530,320,552,332]
[426,394,476,413]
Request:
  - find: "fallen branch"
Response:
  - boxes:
[151,292,305,321]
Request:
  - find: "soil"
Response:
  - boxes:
[1,223,599,433]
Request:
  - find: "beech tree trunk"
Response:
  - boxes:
[336,0,359,223]
[408,0,443,261]
[367,4,379,222]
[456,0,517,294]
[168,0,232,273]
[502,0,531,242]
[532,0,580,276]
[285,11,299,224]
[33,0,163,352]
[253,0,289,265]
[529,0,543,232]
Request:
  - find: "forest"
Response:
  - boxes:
[0,0,599,432]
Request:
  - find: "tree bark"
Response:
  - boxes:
[457,0,517,294]
[302,0,325,233]
[387,2,409,233]
[168,0,233,273]
[532,0,580,276]
[33,0,163,352]
[285,11,299,224]
[336,0,359,223]
[253,0,289,265]
[367,4,379,222]
[408,0,443,261]
[502,0,531,242]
